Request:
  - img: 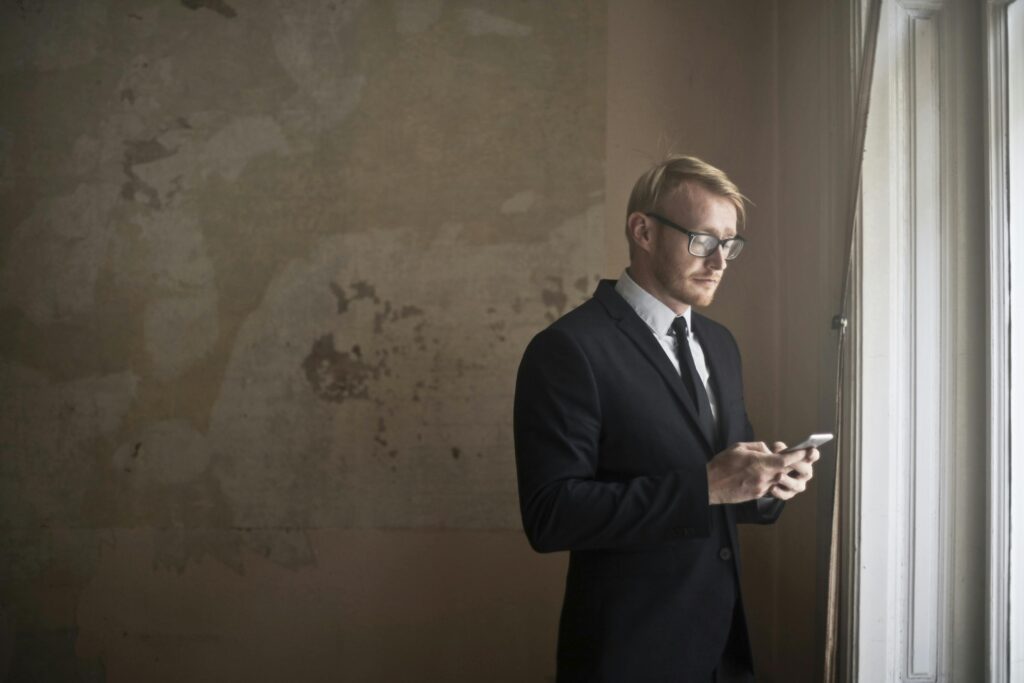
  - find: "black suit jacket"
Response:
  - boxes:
[513,279,783,682]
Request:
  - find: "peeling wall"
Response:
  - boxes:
[1,0,850,680]
[0,1,603,680]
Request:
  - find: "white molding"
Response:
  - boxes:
[897,0,946,11]
[899,4,952,680]
[988,2,1024,680]
[854,0,1014,680]
[854,2,903,678]
[1009,2,1024,677]
[902,6,946,678]
[984,2,1011,681]
[853,0,959,680]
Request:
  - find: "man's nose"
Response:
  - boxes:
[706,245,727,270]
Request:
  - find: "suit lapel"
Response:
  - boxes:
[594,281,715,454]
[695,314,737,448]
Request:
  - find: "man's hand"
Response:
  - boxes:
[767,441,820,501]
[706,441,820,505]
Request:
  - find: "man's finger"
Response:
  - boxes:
[780,448,811,467]
[766,449,810,470]
[771,441,787,453]
[770,484,795,501]
[774,473,807,495]
[787,461,814,479]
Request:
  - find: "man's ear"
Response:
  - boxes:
[625,212,654,254]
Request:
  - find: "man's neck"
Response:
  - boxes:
[624,266,691,317]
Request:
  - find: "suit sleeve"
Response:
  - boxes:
[513,327,712,553]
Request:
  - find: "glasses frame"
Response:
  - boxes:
[644,212,747,260]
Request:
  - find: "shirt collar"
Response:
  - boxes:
[614,268,691,337]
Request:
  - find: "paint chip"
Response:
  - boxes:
[181,0,237,18]
[301,333,380,403]
[500,190,537,214]
[461,8,531,37]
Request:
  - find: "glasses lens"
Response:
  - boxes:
[689,234,718,257]
[723,239,745,260]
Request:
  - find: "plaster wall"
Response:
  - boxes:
[0,2,603,680]
[2,1,849,681]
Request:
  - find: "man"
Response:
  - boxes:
[513,155,820,682]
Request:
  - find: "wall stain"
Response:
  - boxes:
[350,281,379,303]
[13,0,43,17]
[488,319,506,343]
[329,282,350,313]
[541,276,567,321]
[411,321,426,351]
[373,301,392,334]
[451,447,461,460]
[125,138,176,166]
[397,305,423,318]
[301,334,381,403]
[165,174,185,203]
[372,299,423,334]
[181,0,237,19]
[121,137,177,209]
[329,279,384,314]
[123,441,142,474]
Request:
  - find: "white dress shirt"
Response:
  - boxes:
[614,269,719,424]
[615,270,779,512]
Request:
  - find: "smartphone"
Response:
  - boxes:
[780,433,833,453]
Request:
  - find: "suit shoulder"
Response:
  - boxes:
[532,296,610,341]
[517,297,611,372]
[693,312,740,348]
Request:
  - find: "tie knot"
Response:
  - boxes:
[671,316,690,340]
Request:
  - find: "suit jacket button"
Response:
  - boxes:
[719,547,733,561]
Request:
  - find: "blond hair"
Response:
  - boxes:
[626,154,749,230]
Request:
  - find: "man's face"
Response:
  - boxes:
[646,182,737,310]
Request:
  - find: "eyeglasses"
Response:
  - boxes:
[644,212,747,260]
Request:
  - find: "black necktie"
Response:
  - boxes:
[671,316,718,449]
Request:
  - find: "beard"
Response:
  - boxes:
[651,252,719,309]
